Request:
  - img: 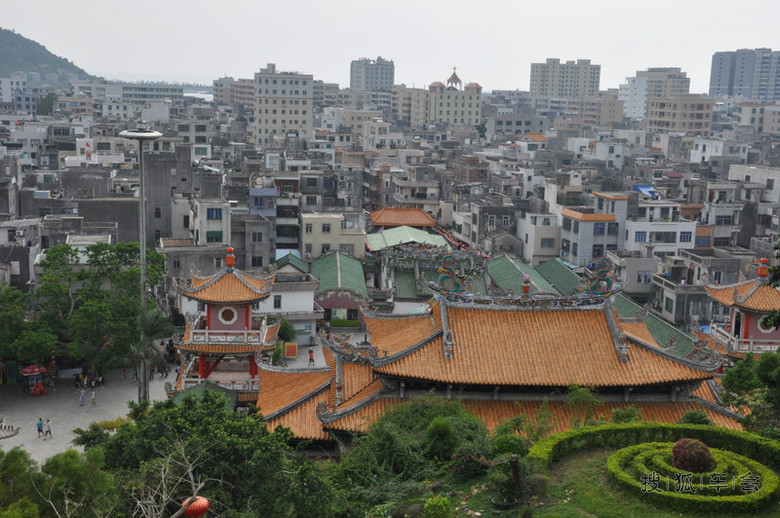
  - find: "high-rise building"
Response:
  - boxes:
[645,94,714,137]
[710,48,780,102]
[350,57,394,92]
[426,69,482,126]
[254,63,314,147]
[636,68,690,99]
[529,58,600,98]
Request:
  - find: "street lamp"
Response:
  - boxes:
[120,128,162,402]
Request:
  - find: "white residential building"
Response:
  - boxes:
[517,213,560,266]
[618,76,648,118]
[254,63,314,147]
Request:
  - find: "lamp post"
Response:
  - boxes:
[120,128,162,402]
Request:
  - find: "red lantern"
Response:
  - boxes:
[225,246,235,269]
[181,496,209,517]
[758,258,769,279]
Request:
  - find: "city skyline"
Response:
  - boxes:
[3,0,780,92]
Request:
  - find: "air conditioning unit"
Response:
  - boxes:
[15,230,25,237]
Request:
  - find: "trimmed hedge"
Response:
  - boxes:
[607,442,779,514]
[329,319,359,328]
[528,422,780,472]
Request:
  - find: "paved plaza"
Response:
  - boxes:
[0,368,169,465]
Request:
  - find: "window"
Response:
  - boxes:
[305,244,312,254]
[340,244,354,255]
[768,179,775,190]
[695,236,711,247]
[592,244,604,258]
[634,231,647,243]
[321,244,331,254]
[214,257,222,268]
[562,217,572,231]
[206,208,222,220]
[540,238,555,248]
[305,223,313,233]
[306,177,317,187]
[251,256,263,267]
[251,232,263,242]
[593,223,605,235]
[637,271,652,283]
[172,256,180,269]
[183,215,189,228]
[571,242,578,257]
[607,223,618,235]
[664,297,673,313]
[679,231,692,243]
[154,207,161,218]
[573,221,579,234]
[253,197,265,208]
[322,224,331,233]
[502,216,510,227]
[714,237,732,246]
[273,295,282,309]
[206,231,223,243]
[715,215,732,225]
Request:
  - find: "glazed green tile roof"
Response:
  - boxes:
[273,252,310,273]
[418,268,490,297]
[613,294,694,357]
[366,226,449,251]
[393,269,418,299]
[487,255,557,294]
[310,252,368,297]
[534,258,583,295]
[171,382,237,410]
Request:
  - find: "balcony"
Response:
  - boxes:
[710,324,780,353]
[189,316,266,344]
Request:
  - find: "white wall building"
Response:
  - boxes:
[618,76,648,118]
[254,63,314,147]
[517,213,560,266]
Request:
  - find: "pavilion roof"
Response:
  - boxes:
[705,279,780,312]
[182,268,274,304]
[369,207,437,228]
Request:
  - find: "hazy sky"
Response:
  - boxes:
[4,0,780,93]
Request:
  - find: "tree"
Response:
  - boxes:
[564,384,600,428]
[36,94,56,116]
[33,243,166,373]
[278,318,296,343]
[722,351,780,436]
[0,284,28,356]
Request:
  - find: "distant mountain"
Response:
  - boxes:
[0,27,93,80]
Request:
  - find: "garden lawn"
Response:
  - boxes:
[532,448,780,518]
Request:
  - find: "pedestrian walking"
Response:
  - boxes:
[43,419,52,440]
[308,348,315,366]
[36,417,43,438]
[79,388,86,406]
[91,390,96,407]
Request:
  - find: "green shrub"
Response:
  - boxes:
[422,495,450,518]
[424,416,458,461]
[329,319,359,328]
[449,442,489,480]
[677,410,713,425]
[271,343,283,365]
[278,318,296,343]
[607,443,780,514]
[528,422,780,472]
[672,438,715,473]
[491,433,528,458]
[611,406,641,423]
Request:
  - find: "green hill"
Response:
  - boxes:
[0,27,93,80]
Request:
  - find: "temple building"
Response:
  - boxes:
[260,261,742,445]
[705,260,780,356]
[169,248,279,402]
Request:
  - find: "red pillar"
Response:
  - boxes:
[249,356,257,378]
[206,305,211,329]
[245,304,250,329]
[743,313,750,339]
[198,354,206,378]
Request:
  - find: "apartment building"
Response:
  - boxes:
[646,94,714,137]
[300,212,366,259]
[529,58,600,98]
[350,57,394,92]
[427,70,482,126]
[710,48,780,102]
[254,63,314,147]
[391,86,428,129]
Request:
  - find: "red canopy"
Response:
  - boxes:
[20,365,46,376]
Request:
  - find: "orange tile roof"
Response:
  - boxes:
[523,132,548,142]
[619,320,659,347]
[561,208,616,222]
[593,192,629,201]
[364,307,441,357]
[177,343,264,354]
[341,362,379,403]
[375,307,712,387]
[325,397,740,434]
[369,207,437,227]
[336,378,386,413]
[183,270,274,303]
[705,280,780,312]
[268,394,331,440]
[264,324,280,344]
[255,368,333,418]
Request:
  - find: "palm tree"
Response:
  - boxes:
[128,307,173,403]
